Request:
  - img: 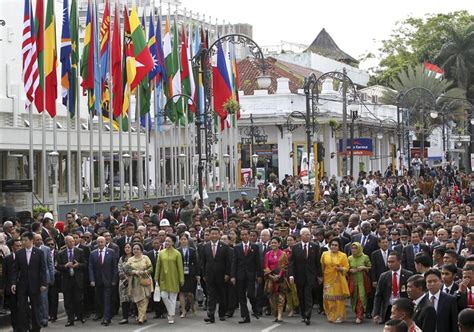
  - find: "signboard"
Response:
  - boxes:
[0,180,33,220]
[338,138,374,156]
[240,168,253,187]
[410,148,428,158]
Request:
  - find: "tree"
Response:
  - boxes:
[436,23,474,92]
[369,11,473,88]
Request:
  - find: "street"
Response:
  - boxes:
[1,301,385,332]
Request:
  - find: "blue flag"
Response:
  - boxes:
[92,0,101,115]
[60,0,72,111]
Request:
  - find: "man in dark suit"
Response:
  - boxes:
[452,225,466,255]
[456,265,474,312]
[75,216,95,236]
[351,221,379,257]
[89,236,118,326]
[57,235,86,326]
[114,223,135,257]
[424,268,458,332]
[200,227,231,323]
[3,238,21,331]
[441,264,459,295]
[401,230,430,273]
[215,200,233,223]
[407,274,436,332]
[11,231,48,332]
[288,227,322,326]
[146,237,166,318]
[371,237,391,287]
[373,251,413,323]
[256,229,271,316]
[230,228,262,323]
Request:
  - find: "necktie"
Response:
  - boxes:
[223,208,227,221]
[414,245,419,254]
[469,290,474,309]
[184,249,189,263]
[430,295,436,311]
[383,251,387,266]
[154,251,158,260]
[392,272,399,298]
[244,244,248,256]
[263,243,267,252]
[362,236,367,247]
[304,243,308,259]
[99,250,104,265]
[160,211,163,220]
[68,249,73,262]
[212,243,217,258]
[444,287,450,294]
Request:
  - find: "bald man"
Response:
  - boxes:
[57,236,86,326]
[89,236,118,326]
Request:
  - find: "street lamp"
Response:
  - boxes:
[257,75,272,90]
[376,132,384,140]
[178,153,186,197]
[49,151,59,222]
[223,153,231,203]
[122,153,131,200]
[349,104,359,177]
[252,153,259,187]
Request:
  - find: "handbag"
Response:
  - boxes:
[139,275,152,287]
[196,280,204,302]
[153,282,161,302]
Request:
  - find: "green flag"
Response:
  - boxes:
[69,0,78,118]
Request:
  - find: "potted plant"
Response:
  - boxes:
[329,119,341,137]
[223,98,240,115]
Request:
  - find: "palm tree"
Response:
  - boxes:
[436,23,474,92]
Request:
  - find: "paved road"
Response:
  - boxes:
[7,302,384,332]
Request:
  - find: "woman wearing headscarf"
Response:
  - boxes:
[348,242,372,324]
[320,238,349,323]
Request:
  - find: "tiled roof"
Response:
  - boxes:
[305,28,358,65]
[237,56,322,95]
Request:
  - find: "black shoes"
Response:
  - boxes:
[101,320,111,326]
[118,319,128,324]
[252,312,260,319]
[238,317,250,324]
[65,321,74,327]
[204,316,215,324]
[219,317,226,321]
[93,315,102,321]
[304,318,310,326]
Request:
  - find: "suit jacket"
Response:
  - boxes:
[38,244,55,284]
[75,226,95,235]
[146,249,159,280]
[177,247,199,277]
[57,247,86,288]
[288,241,322,288]
[455,238,466,255]
[3,253,16,295]
[200,241,231,283]
[371,249,391,283]
[115,236,134,257]
[373,268,413,321]
[441,282,459,295]
[231,242,262,281]
[12,247,47,294]
[412,294,436,332]
[88,247,118,287]
[351,233,379,257]
[401,243,430,272]
[435,291,458,332]
[215,206,233,222]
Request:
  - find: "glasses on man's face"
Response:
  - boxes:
[47,243,54,247]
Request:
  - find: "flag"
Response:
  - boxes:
[80,0,94,113]
[129,6,154,91]
[93,0,101,115]
[44,0,57,117]
[111,1,122,120]
[121,5,133,131]
[155,16,167,85]
[212,41,232,130]
[60,0,72,111]
[424,61,444,78]
[99,0,111,120]
[180,25,194,121]
[229,42,241,121]
[147,12,159,82]
[34,0,44,113]
[163,17,176,122]
[22,0,39,109]
[187,24,196,113]
[138,13,150,120]
[171,18,182,123]
[194,26,204,122]
[69,0,78,118]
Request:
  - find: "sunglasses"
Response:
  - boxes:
[47,243,54,246]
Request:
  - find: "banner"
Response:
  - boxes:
[338,138,373,156]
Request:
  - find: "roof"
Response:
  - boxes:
[359,85,396,99]
[305,28,358,65]
[237,56,322,95]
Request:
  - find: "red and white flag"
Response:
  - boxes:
[22,0,39,109]
[424,61,444,79]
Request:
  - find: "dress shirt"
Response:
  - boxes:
[428,290,440,312]
[26,248,32,264]
[390,267,402,304]
[413,293,425,309]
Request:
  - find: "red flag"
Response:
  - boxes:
[424,61,444,75]
[34,0,44,113]
[212,42,232,131]
[111,3,122,118]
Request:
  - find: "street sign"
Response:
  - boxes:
[338,138,374,156]
[451,135,470,142]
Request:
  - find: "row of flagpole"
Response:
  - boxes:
[22,0,243,205]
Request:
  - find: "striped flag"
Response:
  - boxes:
[69,0,78,118]
[180,25,194,120]
[212,41,232,130]
[111,1,122,120]
[22,0,39,109]
[80,0,94,113]
[34,0,44,113]
[121,5,132,130]
[60,0,72,111]
[163,17,175,122]
[99,0,111,120]
[93,0,101,115]
[171,17,182,123]
[44,0,57,117]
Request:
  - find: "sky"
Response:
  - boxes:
[173,0,473,69]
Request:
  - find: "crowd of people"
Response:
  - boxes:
[1,164,474,332]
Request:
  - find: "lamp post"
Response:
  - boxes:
[252,153,259,188]
[241,113,268,187]
[223,153,231,203]
[49,151,59,222]
[178,153,186,197]
[193,33,269,201]
[349,104,359,177]
[122,153,131,200]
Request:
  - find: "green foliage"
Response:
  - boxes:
[33,205,50,219]
[370,11,474,87]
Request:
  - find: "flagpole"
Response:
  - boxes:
[136,90,143,199]
[145,98,150,198]
[73,0,82,203]
[96,0,104,202]
[108,0,114,202]
[29,105,34,195]
[128,95,133,200]
[67,104,72,203]
[154,81,159,197]
[42,108,47,203]
[89,106,94,202]
[116,0,124,201]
